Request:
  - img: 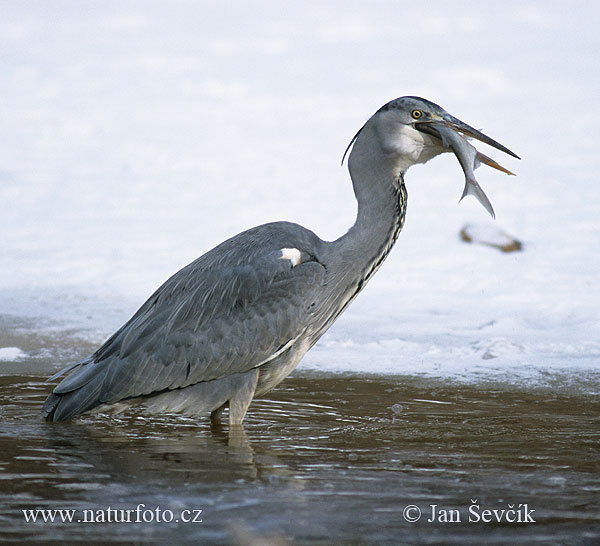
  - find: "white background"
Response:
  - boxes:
[1,1,598,389]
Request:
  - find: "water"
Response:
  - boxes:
[1,372,598,544]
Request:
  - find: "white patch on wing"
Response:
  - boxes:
[279,247,302,267]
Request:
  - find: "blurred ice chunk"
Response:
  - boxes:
[460,223,523,252]
[0,347,28,361]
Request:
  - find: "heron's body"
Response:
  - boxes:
[43,96,518,425]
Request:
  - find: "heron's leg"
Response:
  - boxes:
[228,368,259,426]
[210,402,227,426]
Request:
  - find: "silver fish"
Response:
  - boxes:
[434,124,512,219]
[416,114,519,219]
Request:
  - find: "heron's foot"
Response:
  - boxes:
[227,424,251,449]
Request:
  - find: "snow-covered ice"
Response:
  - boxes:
[0,1,598,392]
[0,347,28,362]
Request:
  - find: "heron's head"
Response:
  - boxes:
[344,96,519,175]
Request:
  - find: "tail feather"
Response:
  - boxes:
[41,392,61,421]
[42,363,110,422]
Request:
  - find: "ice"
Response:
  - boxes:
[0,1,598,392]
[459,223,522,252]
[0,347,28,362]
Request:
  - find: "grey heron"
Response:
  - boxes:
[42,96,519,426]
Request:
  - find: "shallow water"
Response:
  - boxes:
[1,372,598,545]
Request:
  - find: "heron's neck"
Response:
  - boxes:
[326,135,408,312]
[339,164,406,281]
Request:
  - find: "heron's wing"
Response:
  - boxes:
[52,235,326,407]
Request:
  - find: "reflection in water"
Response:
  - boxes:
[0,373,599,544]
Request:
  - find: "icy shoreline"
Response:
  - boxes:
[1,2,598,389]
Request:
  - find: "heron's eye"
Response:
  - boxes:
[411,110,423,119]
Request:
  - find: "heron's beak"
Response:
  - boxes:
[439,114,520,159]
[415,113,521,174]
[415,113,521,172]
[414,111,520,218]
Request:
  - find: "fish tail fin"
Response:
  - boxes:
[460,176,496,219]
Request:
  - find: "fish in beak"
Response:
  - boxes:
[416,114,520,218]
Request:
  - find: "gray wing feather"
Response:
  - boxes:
[47,222,325,417]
